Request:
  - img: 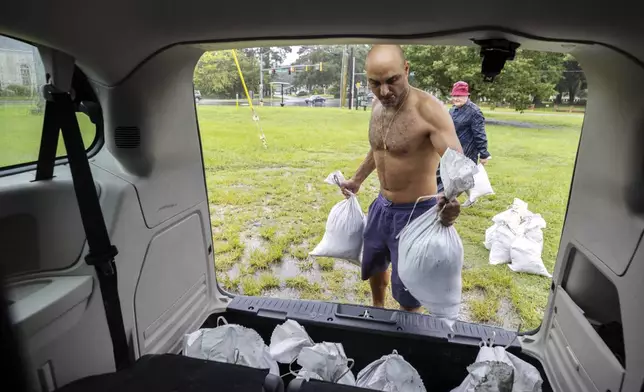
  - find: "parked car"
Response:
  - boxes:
[305,95,326,105]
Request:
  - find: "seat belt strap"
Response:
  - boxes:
[35,99,61,181]
[37,89,131,371]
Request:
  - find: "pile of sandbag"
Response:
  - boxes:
[182,317,545,391]
[485,199,551,278]
[309,170,365,266]
[184,318,426,391]
[270,319,426,391]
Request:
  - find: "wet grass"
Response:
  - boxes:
[0,103,96,167]
[199,105,582,330]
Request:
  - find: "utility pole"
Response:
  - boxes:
[340,45,348,108]
[259,49,264,103]
[349,48,355,110]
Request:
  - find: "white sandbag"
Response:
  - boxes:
[486,199,530,265]
[310,171,365,265]
[356,350,426,392]
[398,149,478,327]
[484,223,500,250]
[451,341,543,392]
[508,213,551,277]
[295,342,356,385]
[491,199,529,230]
[464,164,494,207]
[488,224,517,265]
[183,317,279,375]
[269,319,314,364]
[505,351,544,392]
[521,213,547,242]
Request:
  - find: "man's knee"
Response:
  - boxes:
[369,269,390,290]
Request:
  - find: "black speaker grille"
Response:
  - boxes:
[114,126,141,149]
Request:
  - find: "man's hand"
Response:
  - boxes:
[438,195,460,226]
[340,178,361,198]
[479,158,489,165]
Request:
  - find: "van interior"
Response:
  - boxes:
[1,1,643,391]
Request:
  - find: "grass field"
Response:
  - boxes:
[0,103,96,167]
[199,105,582,330]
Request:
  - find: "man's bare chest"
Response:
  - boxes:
[369,108,428,153]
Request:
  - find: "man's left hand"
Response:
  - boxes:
[479,158,489,165]
[438,195,460,226]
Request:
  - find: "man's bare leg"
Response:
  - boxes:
[369,269,390,308]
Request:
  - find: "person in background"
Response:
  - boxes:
[437,81,491,192]
[449,81,490,164]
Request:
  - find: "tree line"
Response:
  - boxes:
[193,45,586,110]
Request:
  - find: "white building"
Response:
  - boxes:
[0,36,45,95]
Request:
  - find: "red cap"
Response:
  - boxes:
[451,81,470,96]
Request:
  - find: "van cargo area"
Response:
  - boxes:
[205,296,553,391]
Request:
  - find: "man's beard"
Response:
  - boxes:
[380,88,409,108]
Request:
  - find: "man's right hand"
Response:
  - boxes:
[340,178,361,198]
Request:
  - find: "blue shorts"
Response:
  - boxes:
[361,194,437,309]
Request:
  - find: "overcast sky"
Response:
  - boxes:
[285,46,300,64]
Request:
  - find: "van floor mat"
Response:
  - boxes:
[226,296,520,347]
[57,353,283,392]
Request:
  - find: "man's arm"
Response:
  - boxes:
[420,97,463,156]
[420,95,463,226]
[352,99,379,183]
[340,149,375,197]
[353,149,375,183]
[471,108,491,160]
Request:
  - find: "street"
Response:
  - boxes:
[198,97,343,108]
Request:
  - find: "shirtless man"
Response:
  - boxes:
[340,45,463,312]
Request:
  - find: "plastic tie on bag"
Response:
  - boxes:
[289,342,356,385]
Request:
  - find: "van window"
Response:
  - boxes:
[0,35,96,170]
[198,45,585,331]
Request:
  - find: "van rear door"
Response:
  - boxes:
[527,45,644,392]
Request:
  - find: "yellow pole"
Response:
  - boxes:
[231,50,255,112]
[230,49,267,148]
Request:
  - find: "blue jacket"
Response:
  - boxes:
[449,100,490,163]
[437,100,490,193]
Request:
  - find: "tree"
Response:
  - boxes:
[194,50,260,98]
[555,55,586,104]
[291,45,343,91]
[290,45,370,93]
[403,45,565,110]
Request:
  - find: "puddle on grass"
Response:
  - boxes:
[262,287,302,300]
[460,287,484,324]
[271,256,318,281]
[497,298,521,330]
[227,263,241,280]
[459,287,519,329]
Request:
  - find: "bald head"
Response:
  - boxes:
[366,45,406,69]
[365,45,410,108]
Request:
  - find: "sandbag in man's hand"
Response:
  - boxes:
[339,178,361,198]
[438,194,460,226]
